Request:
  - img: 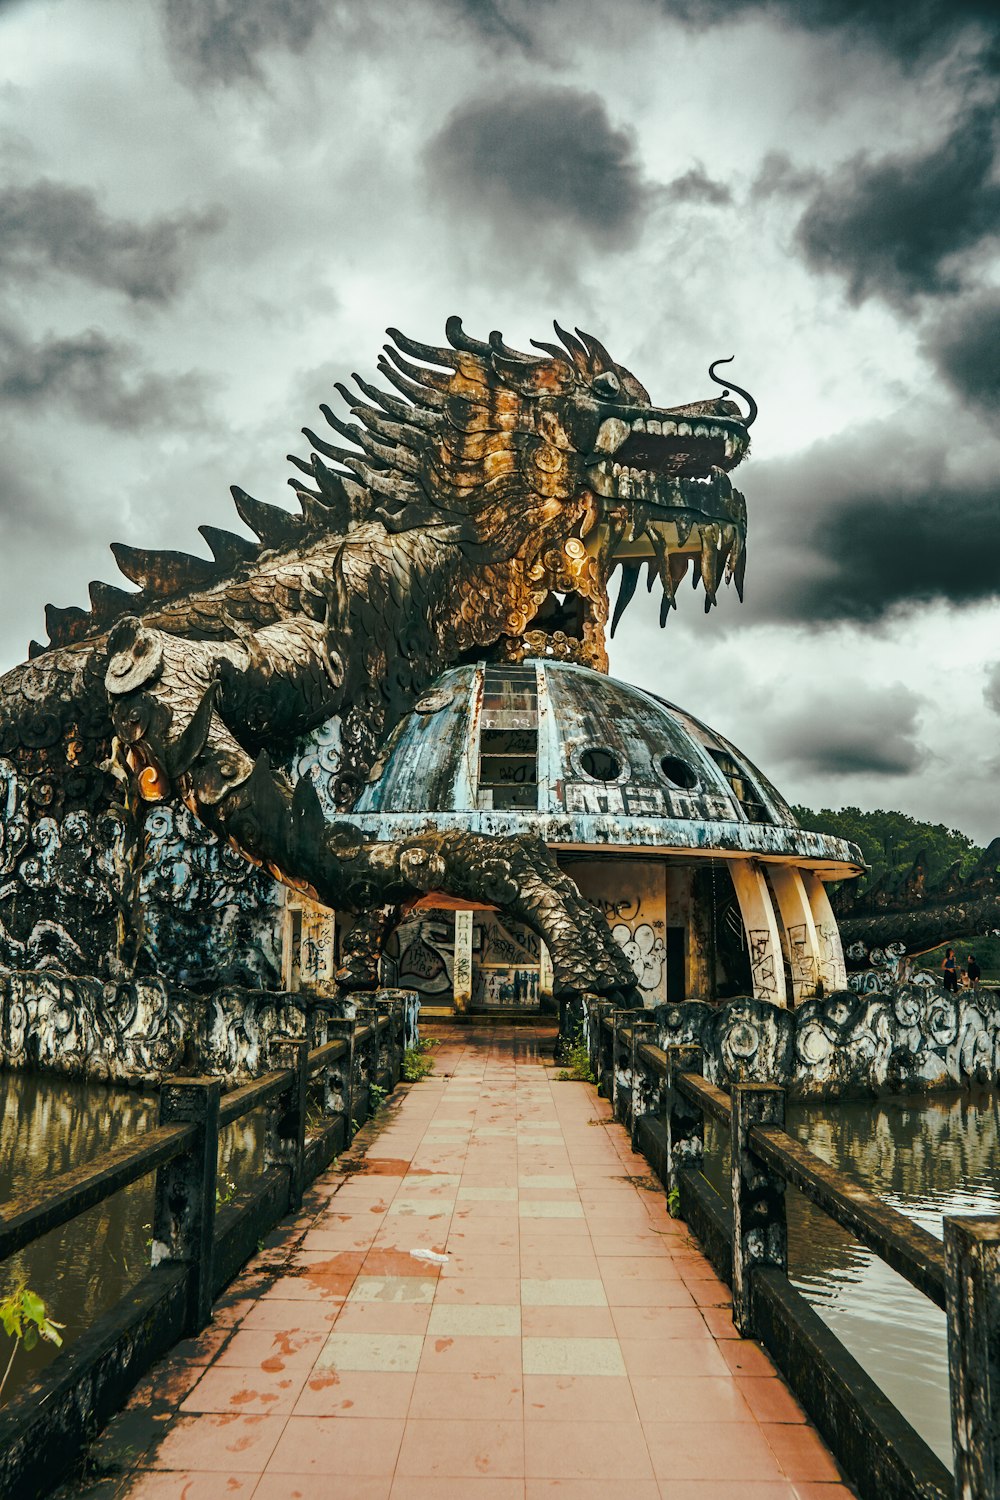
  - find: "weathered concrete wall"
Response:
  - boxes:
[649,984,1000,1098]
[0,969,413,1085]
[563,857,669,1003]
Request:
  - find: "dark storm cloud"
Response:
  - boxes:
[0,181,222,302]
[794,106,1000,308]
[0,322,211,430]
[425,86,649,248]
[664,167,731,206]
[985,662,1000,715]
[922,290,1000,417]
[750,152,820,201]
[749,426,1000,625]
[161,0,326,85]
[432,0,546,54]
[657,0,998,68]
[769,684,924,778]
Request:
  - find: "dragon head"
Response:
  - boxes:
[295,317,753,672]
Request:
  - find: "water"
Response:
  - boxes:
[0,1072,263,1403]
[705,1091,1000,1470]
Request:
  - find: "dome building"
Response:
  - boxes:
[292,658,863,1014]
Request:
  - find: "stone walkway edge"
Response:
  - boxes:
[82,1023,855,1499]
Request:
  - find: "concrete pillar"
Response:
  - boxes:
[800,871,848,992]
[730,1082,787,1337]
[767,866,823,1002]
[453,909,473,1012]
[727,859,788,1007]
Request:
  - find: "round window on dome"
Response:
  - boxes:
[580,747,622,782]
[660,755,699,790]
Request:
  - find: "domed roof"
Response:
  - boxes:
[343,659,862,874]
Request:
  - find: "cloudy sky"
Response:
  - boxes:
[1,0,998,839]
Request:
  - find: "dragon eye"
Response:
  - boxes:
[592,370,621,399]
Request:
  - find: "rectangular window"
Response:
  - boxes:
[478,665,539,810]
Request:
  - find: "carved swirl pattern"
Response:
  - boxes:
[652,983,1000,1098]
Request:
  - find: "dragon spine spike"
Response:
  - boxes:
[89,579,137,620]
[316,407,366,448]
[445,315,494,358]
[488,330,531,361]
[111,543,218,595]
[198,526,258,568]
[230,486,301,546]
[345,376,431,428]
[44,602,88,648]
[385,327,458,370]
[381,345,453,393]
[376,355,447,409]
[27,640,44,659]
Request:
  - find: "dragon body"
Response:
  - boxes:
[0,319,754,996]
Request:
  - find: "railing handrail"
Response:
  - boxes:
[217,1067,294,1127]
[749,1120,948,1309]
[0,1120,195,1263]
[676,1069,730,1126]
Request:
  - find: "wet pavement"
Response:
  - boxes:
[78,1023,853,1498]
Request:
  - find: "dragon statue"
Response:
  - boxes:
[0,318,755,1000]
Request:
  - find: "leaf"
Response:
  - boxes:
[21,1325,38,1352]
[21,1291,45,1325]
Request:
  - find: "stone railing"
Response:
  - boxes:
[586,996,1000,1500]
[0,992,415,1498]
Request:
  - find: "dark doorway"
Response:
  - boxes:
[666,927,686,1001]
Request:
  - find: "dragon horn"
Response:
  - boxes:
[553,321,591,376]
[708,357,758,428]
[575,328,616,374]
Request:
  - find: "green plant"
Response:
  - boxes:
[369,1083,387,1111]
[557,1029,595,1083]
[216,1174,237,1207]
[667,1186,681,1218]
[0,1286,64,1402]
[401,1039,436,1082]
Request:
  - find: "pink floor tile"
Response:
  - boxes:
[524,1419,654,1479]
[266,1414,405,1475]
[147,1413,286,1472]
[394,1417,525,1477]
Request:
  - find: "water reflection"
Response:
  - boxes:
[0,1073,263,1403]
[705,1092,1000,1471]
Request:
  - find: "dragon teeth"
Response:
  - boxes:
[595,417,629,452]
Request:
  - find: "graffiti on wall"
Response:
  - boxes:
[611,922,665,993]
[748,928,780,1001]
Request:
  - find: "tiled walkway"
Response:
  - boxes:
[106,1024,853,1498]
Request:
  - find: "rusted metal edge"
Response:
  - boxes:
[0,1122,195,1265]
[218,1068,293,1126]
[750,1123,947,1310]
[677,1069,730,1125]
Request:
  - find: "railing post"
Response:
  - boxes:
[152,1077,220,1334]
[945,1216,1000,1499]
[629,1021,657,1150]
[596,1001,614,1095]
[355,1005,379,1124]
[267,1037,309,1212]
[665,1045,704,1213]
[326,1017,356,1131]
[611,1010,635,1125]
[730,1082,787,1337]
